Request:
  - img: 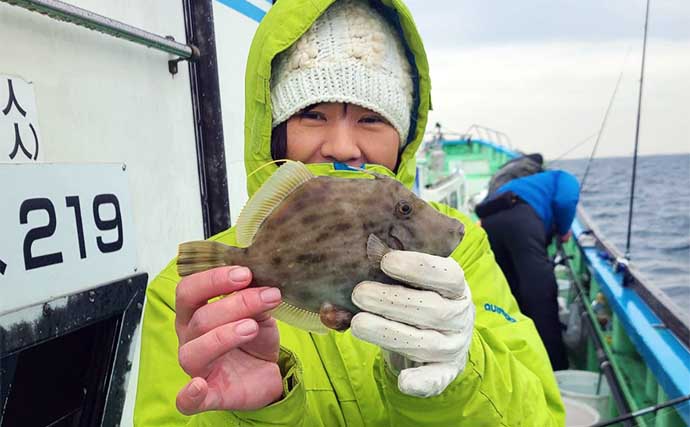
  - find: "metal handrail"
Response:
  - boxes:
[464,124,513,149]
[1,0,199,60]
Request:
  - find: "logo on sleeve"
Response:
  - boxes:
[483,303,517,323]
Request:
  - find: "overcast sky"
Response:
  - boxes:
[404,0,690,159]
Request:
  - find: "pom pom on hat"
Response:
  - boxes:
[270,0,414,145]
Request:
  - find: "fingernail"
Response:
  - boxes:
[260,288,281,303]
[188,380,202,399]
[236,319,258,336]
[228,267,249,283]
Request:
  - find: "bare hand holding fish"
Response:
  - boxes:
[175,266,284,414]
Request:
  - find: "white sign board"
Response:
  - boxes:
[0,163,137,315]
[0,75,42,162]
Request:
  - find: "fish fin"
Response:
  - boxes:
[236,161,314,247]
[319,302,353,331]
[271,301,328,334]
[177,241,234,277]
[367,234,391,264]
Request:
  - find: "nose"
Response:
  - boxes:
[320,123,363,166]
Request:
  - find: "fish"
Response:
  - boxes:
[177,161,464,333]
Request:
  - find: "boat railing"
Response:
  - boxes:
[415,162,468,212]
[575,206,689,347]
[572,206,690,425]
[462,124,513,150]
[423,124,513,151]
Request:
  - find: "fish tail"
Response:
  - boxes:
[177,241,241,277]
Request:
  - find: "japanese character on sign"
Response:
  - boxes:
[1,76,42,162]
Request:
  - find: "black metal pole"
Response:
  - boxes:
[625,0,650,259]
[183,0,231,238]
[581,317,633,427]
[591,394,690,427]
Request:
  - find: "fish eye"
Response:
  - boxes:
[395,201,413,218]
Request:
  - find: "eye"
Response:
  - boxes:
[359,115,383,124]
[395,201,413,218]
[359,114,391,126]
[299,110,326,121]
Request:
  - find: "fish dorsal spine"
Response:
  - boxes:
[236,161,314,247]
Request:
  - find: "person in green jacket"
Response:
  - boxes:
[134,0,566,425]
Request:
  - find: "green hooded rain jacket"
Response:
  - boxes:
[134,1,566,425]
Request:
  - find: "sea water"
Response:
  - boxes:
[554,154,690,302]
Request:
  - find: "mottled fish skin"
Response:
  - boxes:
[235,174,464,317]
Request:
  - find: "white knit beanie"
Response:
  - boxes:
[270,0,414,145]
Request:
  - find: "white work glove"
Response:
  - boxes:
[350,250,475,398]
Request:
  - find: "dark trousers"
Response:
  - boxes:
[481,203,568,370]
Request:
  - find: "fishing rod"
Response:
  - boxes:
[591,394,690,427]
[547,132,598,165]
[625,0,651,260]
[580,47,631,189]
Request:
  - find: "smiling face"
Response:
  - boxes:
[285,102,401,171]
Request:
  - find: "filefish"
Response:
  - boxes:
[177,161,463,333]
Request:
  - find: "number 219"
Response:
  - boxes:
[19,194,123,270]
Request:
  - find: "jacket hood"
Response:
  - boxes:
[243,0,431,196]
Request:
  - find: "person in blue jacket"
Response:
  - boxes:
[476,169,580,370]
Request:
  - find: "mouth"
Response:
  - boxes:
[389,235,404,251]
[454,221,465,243]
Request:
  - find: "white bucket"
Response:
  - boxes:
[563,396,601,427]
[558,296,570,325]
[557,278,572,300]
[557,279,572,324]
[556,370,611,419]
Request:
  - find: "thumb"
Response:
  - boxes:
[398,360,465,398]
[176,377,210,415]
[381,251,465,299]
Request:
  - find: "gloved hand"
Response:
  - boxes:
[350,250,475,398]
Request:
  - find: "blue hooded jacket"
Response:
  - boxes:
[497,170,580,236]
